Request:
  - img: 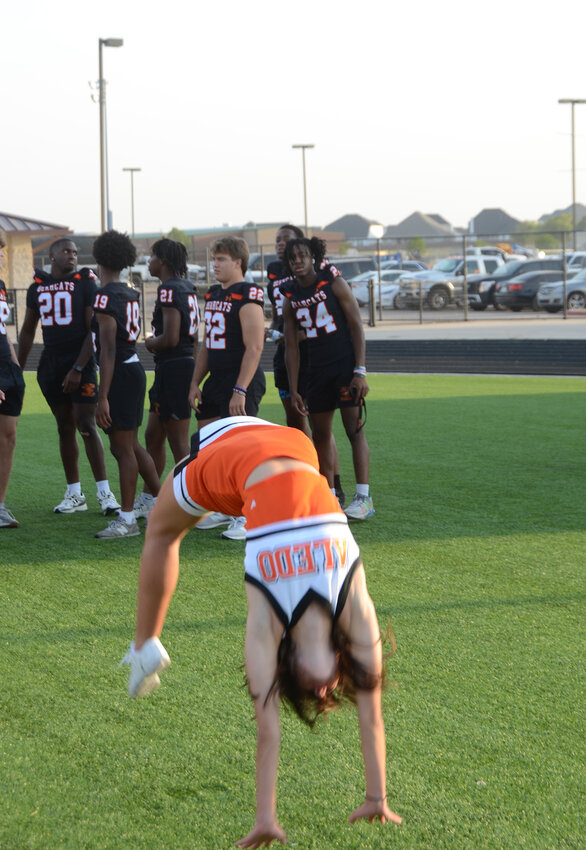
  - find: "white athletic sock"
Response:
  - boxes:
[356,484,370,497]
[119,510,135,524]
[96,480,110,494]
[67,482,82,496]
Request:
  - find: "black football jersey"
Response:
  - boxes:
[92,282,141,365]
[151,277,199,363]
[279,266,353,368]
[27,268,98,353]
[0,280,11,362]
[203,281,264,372]
[266,260,294,332]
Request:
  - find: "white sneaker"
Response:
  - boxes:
[196,511,231,530]
[344,494,375,520]
[95,517,141,538]
[221,516,247,540]
[133,493,155,520]
[0,506,19,528]
[119,637,170,698]
[97,490,121,516]
[54,492,87,514]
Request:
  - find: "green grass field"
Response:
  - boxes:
[1,374,584,849]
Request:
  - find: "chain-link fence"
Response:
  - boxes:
[7,229,586,341]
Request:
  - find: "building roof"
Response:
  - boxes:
[323,213,383,240]
[385,211,456,238]
[0,211,70,239]
[469,208,520,237]
[538,203,586,224]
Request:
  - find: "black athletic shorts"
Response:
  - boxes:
[196,367,265,421]
[37,349,98,407]
[0,360,25,417]
[102,360,146,434]
[305,354,358,414]
[149,357,194,422]
[273,340,309,396]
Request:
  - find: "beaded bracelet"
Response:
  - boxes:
[233,385,247,396]
[353,366,367,377]
[365,793,387,803]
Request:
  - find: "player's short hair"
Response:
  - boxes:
[210,236,249,275]
[49,237,77,255]
[281,236,327,277]
[93,230,137,272]
[277,223,304,239]
[151,238,188,278]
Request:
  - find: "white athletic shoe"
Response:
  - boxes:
[97,490,121,516]
[95,517,140,539]
[344,494,375,520]
[133,493,156,520]
[196,511,231,530]
[54,492,88,514]
[0,506,19,528]
[221,516,247,540]
[119,637,170,698]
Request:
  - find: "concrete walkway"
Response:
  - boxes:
[361,312,586,341]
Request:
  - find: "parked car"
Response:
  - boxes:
[328,256,377,279]
[563,251,586,270]
[399,255,504,310]
[537,268,586,312]
[494,269,578,311]
[349,268,409,308]
[247,252,277,283]
[467,258,565,311]
[380,259,427,271]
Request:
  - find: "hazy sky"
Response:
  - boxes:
[2,0,585,236]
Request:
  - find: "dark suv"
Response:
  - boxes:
[467,258,565,310]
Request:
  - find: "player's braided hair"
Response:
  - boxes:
[151,238,188,278]
[281,236,327,277]
[93,230,137,272]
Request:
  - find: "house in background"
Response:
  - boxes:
[468,208,521,238]
[323,214,384,242]
[384,211,457,240]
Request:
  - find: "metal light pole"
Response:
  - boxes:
[122,167,141,238]
[99,38,124,232]
[558,98,586,251]
[292,144,315,236]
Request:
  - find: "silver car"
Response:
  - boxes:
[537,269,586,312]
[349,269,409,308]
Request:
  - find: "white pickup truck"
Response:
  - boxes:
[398,255,505,310]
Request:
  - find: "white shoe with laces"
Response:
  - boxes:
[54,492,87,514]
[97,490,121,516]
[221,516,247,540]
[0,506,19,528]
[133,493,155,520]
[344,494,375,520]
[196,511,231,530]
[119,637,170,697]
[95,517,140,538]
